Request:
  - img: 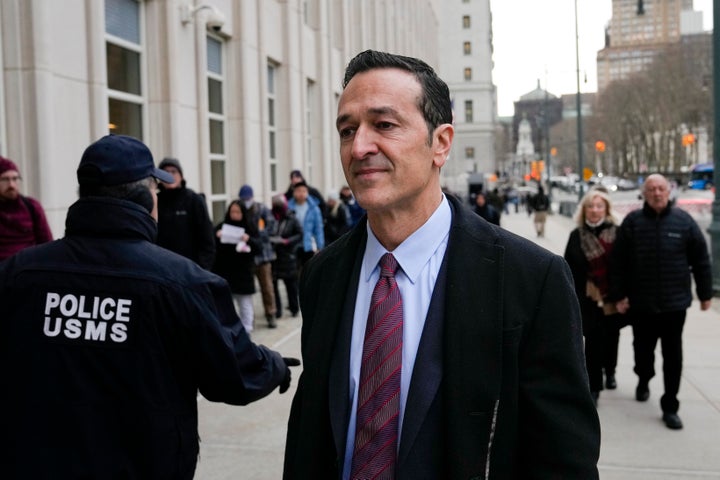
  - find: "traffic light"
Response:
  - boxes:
[595,140,606,153]
[682,133,696,146]
[528,160,544,180]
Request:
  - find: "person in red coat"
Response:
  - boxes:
[0,156,53,261]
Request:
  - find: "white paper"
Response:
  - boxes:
[220,224,245,244]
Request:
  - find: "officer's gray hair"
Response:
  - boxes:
[78,177,155,213]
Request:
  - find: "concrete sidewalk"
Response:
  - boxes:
[500,209,720,479]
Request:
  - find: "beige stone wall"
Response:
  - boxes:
[0,0,452,233]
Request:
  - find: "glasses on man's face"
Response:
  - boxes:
[0,175,22,184]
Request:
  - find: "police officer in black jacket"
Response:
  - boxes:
[0,134,299,479]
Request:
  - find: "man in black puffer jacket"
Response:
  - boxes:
[609,173,712,430]
[0,135,299,478]
[157,157,216,269]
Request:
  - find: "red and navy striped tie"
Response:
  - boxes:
[350,253,403,480]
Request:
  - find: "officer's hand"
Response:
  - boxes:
[279,357,301,394]
[284,357,301,367]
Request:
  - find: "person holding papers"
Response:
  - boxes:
[212,200,262,333]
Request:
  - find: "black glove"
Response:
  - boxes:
[279,357,301,394]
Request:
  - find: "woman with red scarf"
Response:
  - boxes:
[564,187,628,406]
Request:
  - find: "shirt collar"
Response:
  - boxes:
[363,194,452,284]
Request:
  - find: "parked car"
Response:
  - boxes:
[616,177,638,191]
[588,175,638,192]
[550,174,580,192]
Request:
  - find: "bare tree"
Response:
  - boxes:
[593,35,712,176]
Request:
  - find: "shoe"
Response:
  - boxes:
[662,412,683,430]
[605,373,617,390]
[290,311,299,318]
[275,311,282,319]
[266,315,277,329]
[635,381,650,402]
[591,391,599,407]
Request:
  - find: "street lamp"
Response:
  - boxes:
[574,0,585,201]
[709,0,720,293]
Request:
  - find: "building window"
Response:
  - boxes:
[464,100,473,123]
[267,62,278,191]
[105,0,144,138]
[465,147,475,159]
[462,15,471,29]
[303,0,319,28]
[464,68,472,81]
[463,41,471,55]
[207,35,226,222]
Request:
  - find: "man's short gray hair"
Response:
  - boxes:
[78,176,155,213]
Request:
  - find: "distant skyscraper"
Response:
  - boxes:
[596,0,700,91]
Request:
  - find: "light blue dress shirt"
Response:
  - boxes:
[342,195,451,479]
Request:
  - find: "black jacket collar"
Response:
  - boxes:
[642,201,671,218]
[65,197,157,242]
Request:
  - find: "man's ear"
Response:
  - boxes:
[432,123,454,169]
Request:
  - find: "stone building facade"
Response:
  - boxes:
[0,0,445,233]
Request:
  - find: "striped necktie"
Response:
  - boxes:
[350,253,403,479]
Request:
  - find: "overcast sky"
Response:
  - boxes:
[490,0,714,117]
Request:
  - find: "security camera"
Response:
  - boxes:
[181,4,226,32]
[206,9,225,32]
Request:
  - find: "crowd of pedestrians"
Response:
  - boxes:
[207,174,366,332]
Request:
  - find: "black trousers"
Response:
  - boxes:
[584,307,624,392]
[632,310,686,413]
[273,275,299,317]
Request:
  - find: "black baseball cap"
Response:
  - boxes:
[77,134,174,186]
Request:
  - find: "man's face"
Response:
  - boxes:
[160,166,182,189]
[475,194,486,207]
[643,175,670,213]
[293,185,308,204]
[0,169,21,201]
[336,68,452,217]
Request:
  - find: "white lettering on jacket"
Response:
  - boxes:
[43,292,131,343]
